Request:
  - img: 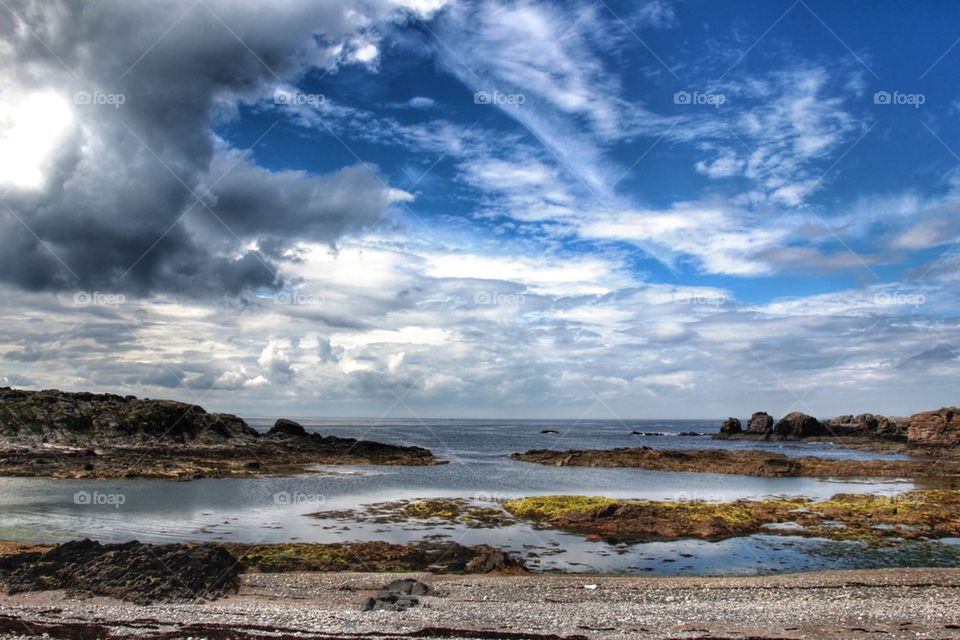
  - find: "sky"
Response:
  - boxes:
[0,0,958,420]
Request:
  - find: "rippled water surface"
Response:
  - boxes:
[2,418,953,575]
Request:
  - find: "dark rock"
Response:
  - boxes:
[631,431,665,436]
[826,413,908,440]
[2,539,239,604]
[720,417,742,435]
[382,578,432,596]
[0,387,258,445]
[746,411,774,434]
[908,407,960,447]
[677,431,702,437]
[464,547,524,574]
[267,418,307,438]
[774,412,827,438]
[540,429,560,434]
[361,578,432,612]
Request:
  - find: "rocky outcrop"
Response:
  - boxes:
[510,446,960,478]
[267,418,308,438]
[908,407,960,448]
[720,417,742,435]
[1,539,239,603]
[0,388,441,477]
[774,412,827,438]
[746,411,774,434]
[828,413,908,440]
[0,387,257,445]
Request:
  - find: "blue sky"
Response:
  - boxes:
[1,0,959,419]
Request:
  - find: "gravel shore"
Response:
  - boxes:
[2,568,960,639]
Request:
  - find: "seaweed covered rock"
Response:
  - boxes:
[1,539,239,603]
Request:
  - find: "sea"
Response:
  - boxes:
[2,418,957,575]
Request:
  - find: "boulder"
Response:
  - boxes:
[361,578,432,612]
[746,411,774,434]
[908,407,960,448]
[720,417,742,435]
[774,412,827,438]
[267,418,308,438]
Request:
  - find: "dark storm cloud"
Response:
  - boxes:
[0,0,407,297]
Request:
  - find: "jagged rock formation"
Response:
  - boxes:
[908,407,960,448]
[720,417,742,435]
[746,411,774,434]
[0,387,257,446]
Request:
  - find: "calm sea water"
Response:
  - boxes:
[2,418,954,575]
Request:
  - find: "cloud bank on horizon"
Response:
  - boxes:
[0,0,958,419]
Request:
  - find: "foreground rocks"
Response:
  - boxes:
[0,388,441,478]
[0,539,527,605]
[502,490,960,543]
[510,446,960,479]
[362,578,432,612]
[0,539,239,604]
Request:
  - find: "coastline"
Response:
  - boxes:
[2,568,959,639]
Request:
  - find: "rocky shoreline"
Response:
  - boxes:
[510,447,960,481]
[0,388,441,478]
[0,539,526,605]
[1,569,959,639]
[500,491,960,543]
[716,407,960,448]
